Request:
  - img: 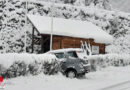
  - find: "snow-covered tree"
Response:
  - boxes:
[0,0,129,54]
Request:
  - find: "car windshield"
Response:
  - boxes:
[54,53,65,59]
[76,50,87,59]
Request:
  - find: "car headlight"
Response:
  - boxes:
[82,60,88,64]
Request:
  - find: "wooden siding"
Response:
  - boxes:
[52,35,105,54]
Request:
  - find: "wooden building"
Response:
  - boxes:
[28,15,113,54]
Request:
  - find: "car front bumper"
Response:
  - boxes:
[83,64,91,73]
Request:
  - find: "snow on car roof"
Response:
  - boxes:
[48,48,83,53]
[28,15,113,44]
[47,48,88,60]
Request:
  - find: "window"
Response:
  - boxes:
[54,53,65,59]
[67,51,78,58]
[92,46,99,55]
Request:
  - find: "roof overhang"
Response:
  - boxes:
[27,15,113,44]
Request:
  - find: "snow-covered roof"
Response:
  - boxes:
[27,15,113,44]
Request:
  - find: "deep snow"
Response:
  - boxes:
[2,66,130,90]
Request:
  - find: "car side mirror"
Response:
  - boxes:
[62,61,66,63]
[61,59,66,63]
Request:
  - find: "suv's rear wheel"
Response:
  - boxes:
[66,70,77,78]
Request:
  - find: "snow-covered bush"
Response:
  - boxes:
[2,61,27,78]
[88,54,130,71]
[0,53,60,78]
[43,60,60,75]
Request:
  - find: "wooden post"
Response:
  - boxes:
[32,27,35,53]
[41,36,44,53]
[104,45,106,54]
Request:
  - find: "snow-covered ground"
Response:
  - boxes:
[3,66,130,90]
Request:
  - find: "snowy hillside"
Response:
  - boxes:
[109,0,130,12]
[0,0,130,54]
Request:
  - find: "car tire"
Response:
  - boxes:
[66,70,77,78]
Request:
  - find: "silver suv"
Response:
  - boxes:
[48,48,91,78]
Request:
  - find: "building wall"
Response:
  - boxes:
[52,35,105,54]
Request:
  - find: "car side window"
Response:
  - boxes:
[67,51,78,58]
[54,53,65,59]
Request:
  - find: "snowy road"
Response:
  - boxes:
[101,80,130,90]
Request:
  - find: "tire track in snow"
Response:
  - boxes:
[100,80,130,90]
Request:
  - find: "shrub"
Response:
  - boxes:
[43,60,60,75]
[0,59,59,78]
[88,54,130,71]
[0,53,58,79]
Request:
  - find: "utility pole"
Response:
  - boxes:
[50,0,55,51]
[24,0,28,52]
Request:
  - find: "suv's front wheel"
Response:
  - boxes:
[66,70,77,78]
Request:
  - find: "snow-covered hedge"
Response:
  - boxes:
[0,53,60,78]
[0,53,130,78]
[88,54,130,71]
